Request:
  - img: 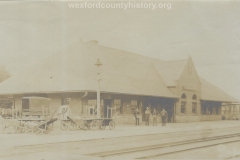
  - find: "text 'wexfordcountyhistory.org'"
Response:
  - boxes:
[68,2,172,10]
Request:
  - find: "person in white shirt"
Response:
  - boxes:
[145,107,151,126]
[58,98,70,120]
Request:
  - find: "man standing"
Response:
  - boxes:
[152,108,158,126]
[145,107,150,126]
[58,98,70,120]
[160,108,167,126]
[134,108,140,126]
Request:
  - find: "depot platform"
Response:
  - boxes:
[0,120,240,150]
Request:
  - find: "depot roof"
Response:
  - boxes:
[0,40,177,98]
[200,78,239,102]
[0,40,238,102]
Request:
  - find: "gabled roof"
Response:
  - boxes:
[152,59,186,86]
[0,40,238,103]
[0,40,177,98]
[200,77,239,103]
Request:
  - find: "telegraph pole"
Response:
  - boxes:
[95,58,102,118]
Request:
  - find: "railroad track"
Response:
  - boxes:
[9,126,238,150]
[12,126,240,149]
[225,154,240,160]
[86,133,240,159]
[1,126,240,159]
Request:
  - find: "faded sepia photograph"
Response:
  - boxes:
[0,0,240,159]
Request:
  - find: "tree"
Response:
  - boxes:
[0,65,11,111]
[0,64,11,83]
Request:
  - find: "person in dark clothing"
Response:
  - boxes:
[152,108,158,126]
[134,108,140,126]
[145,107,150,126]
[160,108,168,126]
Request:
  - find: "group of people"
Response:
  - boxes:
[134,107,168,126]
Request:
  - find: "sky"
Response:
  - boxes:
[0,1,240,99]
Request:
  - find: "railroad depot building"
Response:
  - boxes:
[0,40,238,123]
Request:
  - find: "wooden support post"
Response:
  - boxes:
[107,106,108,118]
[42,105,45,119]
[11,105,13,119]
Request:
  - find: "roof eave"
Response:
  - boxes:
[0,90,178,99]
[200,99,240,103]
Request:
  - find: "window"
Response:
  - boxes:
[192,95,197,114]
[131,100,137,106]
[212,107,216,114]
[181,93,186,113]
[113,99,121,106]
[181,102,186,113]
[114,99,122,114]
[61,98,71,105]
[181,93,186,99]
[192,94,197,100]
[207,105,211,114]
[192,102,197,114]
[88,99,97,106]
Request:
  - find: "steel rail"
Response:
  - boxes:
[13,126,240,150]
[1,127,240,158]
[86,133,240,158]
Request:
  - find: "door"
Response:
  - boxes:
[142,105,145,121]
[104,99,111,118]
[165,104,174,123]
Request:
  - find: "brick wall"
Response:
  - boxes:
[174,115,201,123]
[115,114,137,124]
[114,114,163,124]
[223,114,240,120]
[69,96,83,116]
[201,115,222,121]
[174,115,222,122]
[47,94,61,118]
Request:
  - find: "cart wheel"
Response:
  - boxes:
[87,121,91,129]
[80,121,88,130]
[6,125,16,134]
[24,126,32,133]
[43,130,51,134]
[36,130,42,135]
[33,127,41,135]
[60,121,68,131]
[43,126,51,134]
[69,121,77,131]
[109,121,115,130]
[90,120,99,131]
[32,127,38,134]
[16,126,23,133]
[18,124,25,133]
[99,120,106,130]
[21,127,26,133]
